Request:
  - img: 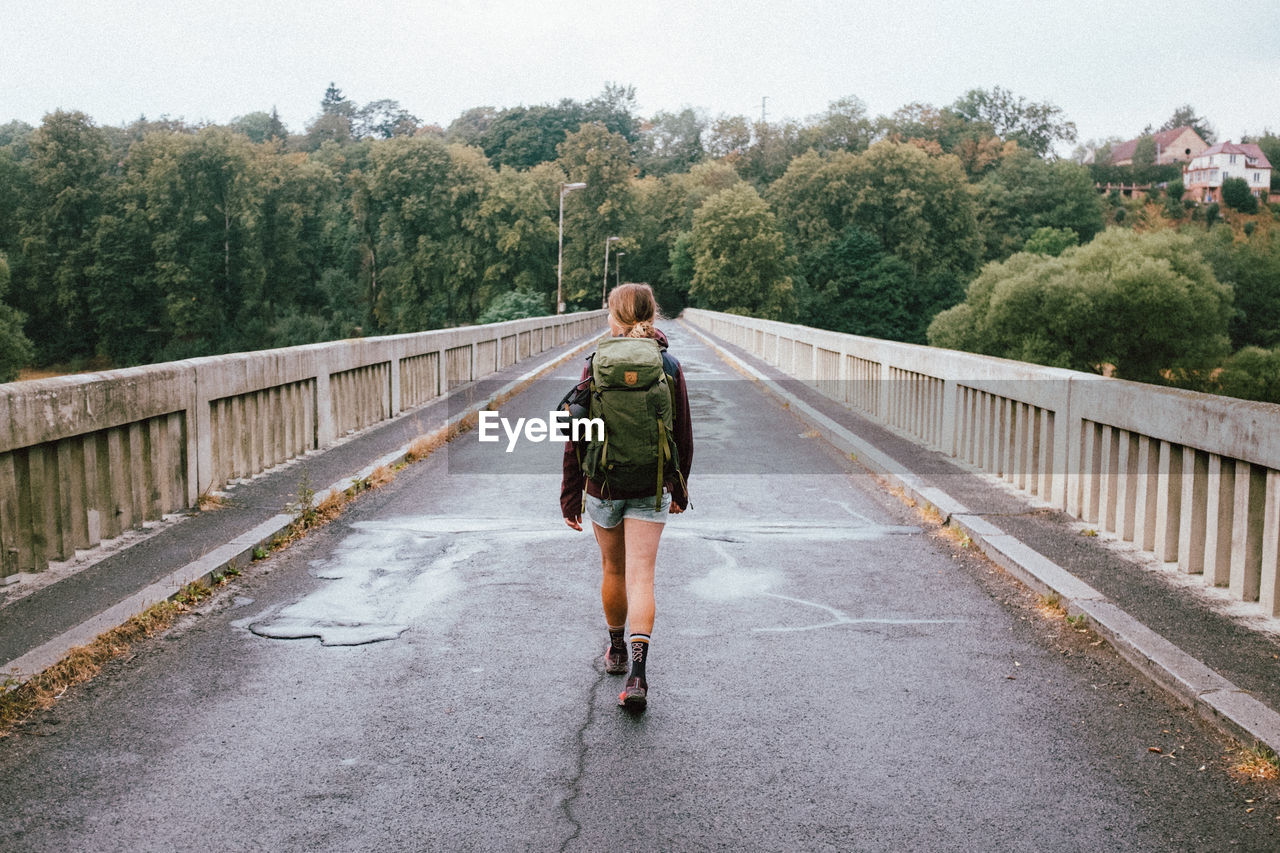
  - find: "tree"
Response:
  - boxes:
[704,114,751,160]
[556,123,635,308]
[1196,225,1280,349]
[366,136,490,330]
[628,162,742,314]
[637,108,706,176]
[800,225,942,342]
[229,111,276,143]
[927,230,1233,383]
[950,87,1077,157]
[478,85,639,170]
[875,102,1008,176]
[0,120,36,158]
[1215,346,1280,404]
[0,254,34,381]
[306,83,355,148]
[476,290,547,323]
[1160,105,1216,145]
[975,148,1104,260]
[1242,133,1280,191]
[1221,176,1258,213]
[354,100,421,139]
[1022,227,1077,256]
[799,95,874,154]
[769,141,982,276]
[733,118,805,187]
[12,110,110,363]
[445,106,499,146]
[126,128,263,358]
[688,183,795,319]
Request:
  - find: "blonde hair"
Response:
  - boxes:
[608,283,662,338]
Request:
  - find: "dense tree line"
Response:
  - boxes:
[0,86,1277,405]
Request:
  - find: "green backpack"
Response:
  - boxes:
[582,337,681,510]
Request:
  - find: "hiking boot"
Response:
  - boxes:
[604,644,628,675]
[618,676,648,710]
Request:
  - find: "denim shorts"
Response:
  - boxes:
[585,491,671,528]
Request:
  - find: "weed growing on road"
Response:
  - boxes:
[1232,745,1280,782]
[1036,592,1064,618]
[196,490,227,512]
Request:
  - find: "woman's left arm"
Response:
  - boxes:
[669,359,693,510]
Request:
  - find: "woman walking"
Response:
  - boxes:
[561,283,693,711]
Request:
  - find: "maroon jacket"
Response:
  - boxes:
[560,328,693,518]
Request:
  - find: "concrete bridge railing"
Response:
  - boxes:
[0,310,606,578]
[684,308,1280,619]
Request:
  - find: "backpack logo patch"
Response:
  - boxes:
[624,371,638,386]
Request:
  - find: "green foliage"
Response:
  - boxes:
[12,110,111,364]
[1131,135,1157,172]
[799,225,957,343]
[1195,225,1280,349]
[1204,202,1220,227]
[769,141,982,276]
[1160,105,1215,145]
[1167,178,1184,201]
[688,184,795,319]
[949,86,1077,157]
[637,108,706,176]
[556,123,636,309]
[927,229,1233,383]
[798,96,874,154]
[976,148,1103,260]
[478,84,638,170]
[476,290,548,323]
[0,255,34,381]
[1221,177,1258,213]
[1022,227,1077,256]
[1214,346,1280,404]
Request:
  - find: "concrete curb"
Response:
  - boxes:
[684,319,1280,756]
[1,332,603,684]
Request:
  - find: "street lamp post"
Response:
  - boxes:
[602,236,621,308]
[557,182,587,314]
[615,252,625,290]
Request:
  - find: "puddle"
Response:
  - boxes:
[245,522,489,646]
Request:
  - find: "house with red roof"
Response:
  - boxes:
[1183,141,1273,203]
[1107,126,1208,166]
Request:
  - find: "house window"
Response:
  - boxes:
[1256,173,1262,183]
[1230,154,1237,164]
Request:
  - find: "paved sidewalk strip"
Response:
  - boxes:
[684,319,1280,755]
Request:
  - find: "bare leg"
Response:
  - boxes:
[621,518,664,635]
[593,521,628,628]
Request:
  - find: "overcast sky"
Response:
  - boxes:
[4,0,1278,151]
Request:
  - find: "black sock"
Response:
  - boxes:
[629,633,651,680]
[608,625,626,651]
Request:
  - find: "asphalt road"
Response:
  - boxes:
[2,326,1278,852]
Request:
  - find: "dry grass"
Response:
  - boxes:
[939,524,973,549]
[1035,592,1066,620]
[1232,746,1280,782]
[196,491,227,511]
[365,464,395,490]
[0,581,215,738]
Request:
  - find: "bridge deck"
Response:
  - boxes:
[2,326,1278,849]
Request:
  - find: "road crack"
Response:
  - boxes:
[558,666,606,853]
